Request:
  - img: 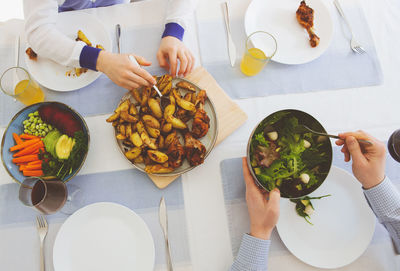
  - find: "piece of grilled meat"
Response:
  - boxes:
[184,132,206,166]
[192,90,210,139]
[296,1,320,47]
[167,138,185,168]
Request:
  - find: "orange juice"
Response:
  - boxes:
[240,48,268,76]
[14,79,44,105]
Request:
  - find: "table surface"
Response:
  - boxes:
[1,0,400,270]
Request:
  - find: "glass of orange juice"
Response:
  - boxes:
[0,67,45,105]
[240,31,277,76]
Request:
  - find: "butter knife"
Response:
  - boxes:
[221,2,236,67]
[159,197,173,271]
[116,24,162,97]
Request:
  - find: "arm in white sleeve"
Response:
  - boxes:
[162,0,198,40]
[364,176,400,252]
[230,234,270,271]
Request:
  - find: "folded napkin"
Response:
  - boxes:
[197,0,382,99]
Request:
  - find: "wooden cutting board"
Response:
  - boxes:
[148,67,248,189]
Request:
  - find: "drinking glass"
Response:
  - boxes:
[0,67,45,105]
[240,31,277,76]
[19,177,67,215]
[388,129,400,163]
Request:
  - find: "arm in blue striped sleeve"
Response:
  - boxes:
[230,234,270,271]
[363,176,400,252]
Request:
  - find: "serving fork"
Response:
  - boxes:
[36,215,48,271]
[297,124,372,146]
[334,0,365,54]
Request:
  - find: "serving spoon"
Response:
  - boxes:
[297,124,373,146]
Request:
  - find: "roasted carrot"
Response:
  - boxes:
[19,165,27,171]
[22,170,43,177]
[19,134,39,140]
[25,164,42,170]
[12,133,23,144]
[13,141,44,157]
[12,154,38,164]
[27,160,42,166]
[9,138,41,152]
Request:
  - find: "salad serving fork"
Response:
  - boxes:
[36,215,48,271]
[333,0,365,54]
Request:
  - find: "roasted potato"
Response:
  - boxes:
[77,30,92,46]
[116,134,127,140]
[118,124,126,136]
[142,114,160,129]
[164,104,175,120]
[141,87,151,107]
[129,103,138,115]
[146,125,160,138]
[165,131,178,148]
[134,155,144,164]
[162,123,172,134]
[131,89,142,103]
[141,132,158,149]
[130,132,143,147]
[120,111,138,123]
[126,124,132,137]
[166,115,187,129]
[106,111,120,122]
[136,121,146,134]
[125,147,142,160]
[115,100,130,113]
[145,164,174,174]
[147,150,169,163]
[148,98,163,118]
[173,89,196,112]
[157,135,165,149]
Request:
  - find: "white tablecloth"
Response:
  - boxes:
[1,0,400,270]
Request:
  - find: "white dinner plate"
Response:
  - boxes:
[25,11,112,92]
[276,166,375,269]
[53,202,155,271]
[245,0,334,64]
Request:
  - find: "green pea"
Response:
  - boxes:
[34,111,39,116]
[34,132,39,136]
[28,113,33,117]
[44,128,49,132]
[38,119,43,124]
[24,129,29,133]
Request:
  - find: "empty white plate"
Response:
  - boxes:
[53,202,155,271]
[277,166,375,268]
[25,11,111,92]
[245,0,334,64]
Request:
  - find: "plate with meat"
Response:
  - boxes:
[244,0,333,64]
[24,11,111,92]
[106,75,218,176]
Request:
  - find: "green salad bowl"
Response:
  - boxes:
[246,109,333,199]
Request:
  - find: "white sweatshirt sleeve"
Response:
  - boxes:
[23,0,86,67]
[165,0,198,30]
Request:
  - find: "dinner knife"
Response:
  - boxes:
[115,24,162,97]
[159,197,173,271]
[221,2,236,67]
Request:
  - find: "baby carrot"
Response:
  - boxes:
[13,141,44,157]
[19,165,27,171]
[27,160,42,166]
[9,138,41,152]
[12,154,38,164]
[22,170,43,177]
[19,134,39,140]
[12,133,23,145]
[25,164,42,170]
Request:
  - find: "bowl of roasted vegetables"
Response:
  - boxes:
[106,75,218,176]
[247,109,332,198]
[1,102,89,184]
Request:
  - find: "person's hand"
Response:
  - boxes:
[335,131,386,189]
[96,51,156,90]
[242,157,280,240]
[157,36,195,77]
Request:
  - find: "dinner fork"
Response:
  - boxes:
[333,0,365,54]
[36,215,48,271]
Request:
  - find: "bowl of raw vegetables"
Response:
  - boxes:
[1,101,89,184]
[247,109,332,199]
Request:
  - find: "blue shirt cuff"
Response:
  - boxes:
[162,23,184,41]
[79,45,102,71]
[230,234,270,271]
